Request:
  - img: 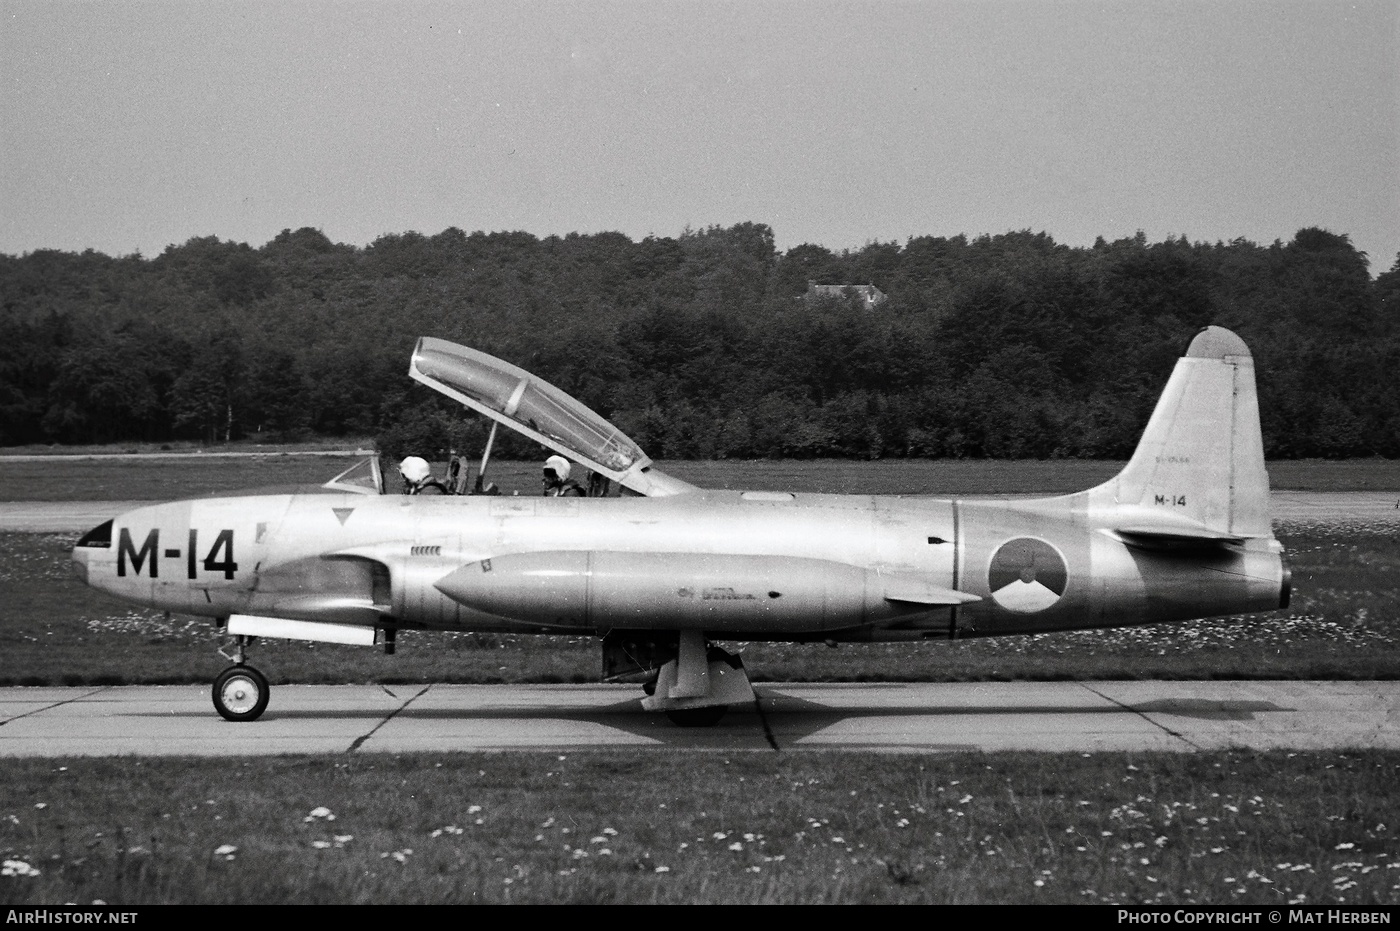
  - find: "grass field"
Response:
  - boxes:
[2,750,1396,905]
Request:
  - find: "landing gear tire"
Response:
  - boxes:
[213,664,269,722]
[665,705,727,727]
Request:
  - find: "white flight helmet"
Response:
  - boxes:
[544,455,571,482]
[399,456,431,483]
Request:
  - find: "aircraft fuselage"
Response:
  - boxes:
[73,488,1288,643]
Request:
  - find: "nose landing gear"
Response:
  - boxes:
[213,665,269,722]
[212,634,270,722]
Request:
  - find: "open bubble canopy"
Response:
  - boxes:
[409,337,695,497]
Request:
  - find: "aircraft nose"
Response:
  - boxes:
[72,518,114,583]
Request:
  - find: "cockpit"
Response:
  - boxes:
[322,338,697,498]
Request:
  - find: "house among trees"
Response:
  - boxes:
[805,279,888,310]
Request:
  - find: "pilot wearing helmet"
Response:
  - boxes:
[399,456,448,495]
[542,455,585,497]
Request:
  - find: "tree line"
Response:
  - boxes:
[2,223,1397,462]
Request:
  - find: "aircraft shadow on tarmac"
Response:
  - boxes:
[1126,698,1289,720]
[125,691,1289,749]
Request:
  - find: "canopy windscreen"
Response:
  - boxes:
[411,338,644,474]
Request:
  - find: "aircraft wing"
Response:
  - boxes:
[409,337,696,497]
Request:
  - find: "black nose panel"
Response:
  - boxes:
[76,519,114,549]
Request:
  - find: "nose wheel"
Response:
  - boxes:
[212,664,269,722]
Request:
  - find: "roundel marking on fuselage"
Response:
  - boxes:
[988,537,1068,613]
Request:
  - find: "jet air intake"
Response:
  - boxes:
[434,551,968,633]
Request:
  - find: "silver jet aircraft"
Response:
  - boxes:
[72,326,1290,725]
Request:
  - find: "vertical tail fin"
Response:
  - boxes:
[1095,326,1272,539]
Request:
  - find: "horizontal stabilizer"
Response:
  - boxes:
[1106,525,1245,551]
[882,576,982,606]
[1103,503,1256,549]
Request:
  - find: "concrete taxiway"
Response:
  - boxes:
[1,681,1395,757]
[0,501,147,533]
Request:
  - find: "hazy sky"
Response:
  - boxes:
[3,1,1397,271]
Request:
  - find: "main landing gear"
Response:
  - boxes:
[640,630,755,727]
[212,634,269,722]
